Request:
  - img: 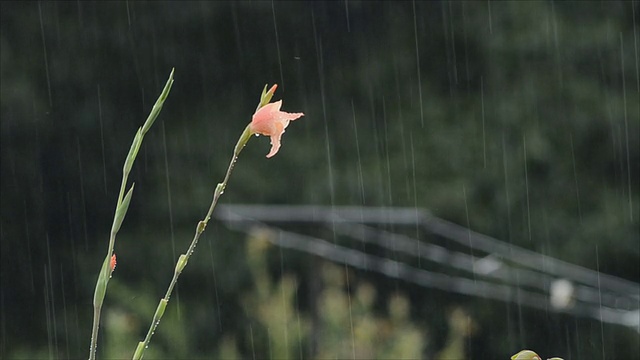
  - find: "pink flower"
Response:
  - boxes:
[249,91,304,158]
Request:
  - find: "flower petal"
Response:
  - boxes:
[249,97,304,158]
[266,122,285,158]
[251,101,283,135]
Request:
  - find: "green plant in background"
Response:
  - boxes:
[215,335,242,360]
[435,307,476,360]
[101,280,190,359]
[241,228,309,360]
[316,263,425,359]
[89,68,175,360]
[236,231,427,359]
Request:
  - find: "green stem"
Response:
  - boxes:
[89,69,174,360]
[89,307,101,358]
[89,176,127,359]
[88,181,127,360]
[133,125,252,360]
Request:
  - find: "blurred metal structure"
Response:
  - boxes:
[215,204,640,332]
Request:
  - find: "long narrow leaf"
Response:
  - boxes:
[123,128,143,176]
[111,184,135,236]
[92,255,111,308]
[142,68,175,135]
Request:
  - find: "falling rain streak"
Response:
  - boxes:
[38,1,52,107]
[620,33,633,221]
[412,0,424,127]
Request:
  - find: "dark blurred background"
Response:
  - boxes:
[1,1,638,359]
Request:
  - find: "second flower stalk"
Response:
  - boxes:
[132,84,304,359]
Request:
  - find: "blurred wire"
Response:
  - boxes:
[215,204,640,331]
[330,221,634,311]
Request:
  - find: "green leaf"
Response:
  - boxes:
[175,254,188,274]
[214,183,225,199]
[111,184,135,235]
[92,255,111,308]
[153,299,168,321]
[123,128,143,176]
[256,83,276,110]
[141,68,175,135]
[234,124,253,156]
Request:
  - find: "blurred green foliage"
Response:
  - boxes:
[1,1,638,359]
[225,231,428,359]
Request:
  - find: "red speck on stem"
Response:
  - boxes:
[110,254,117,272]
